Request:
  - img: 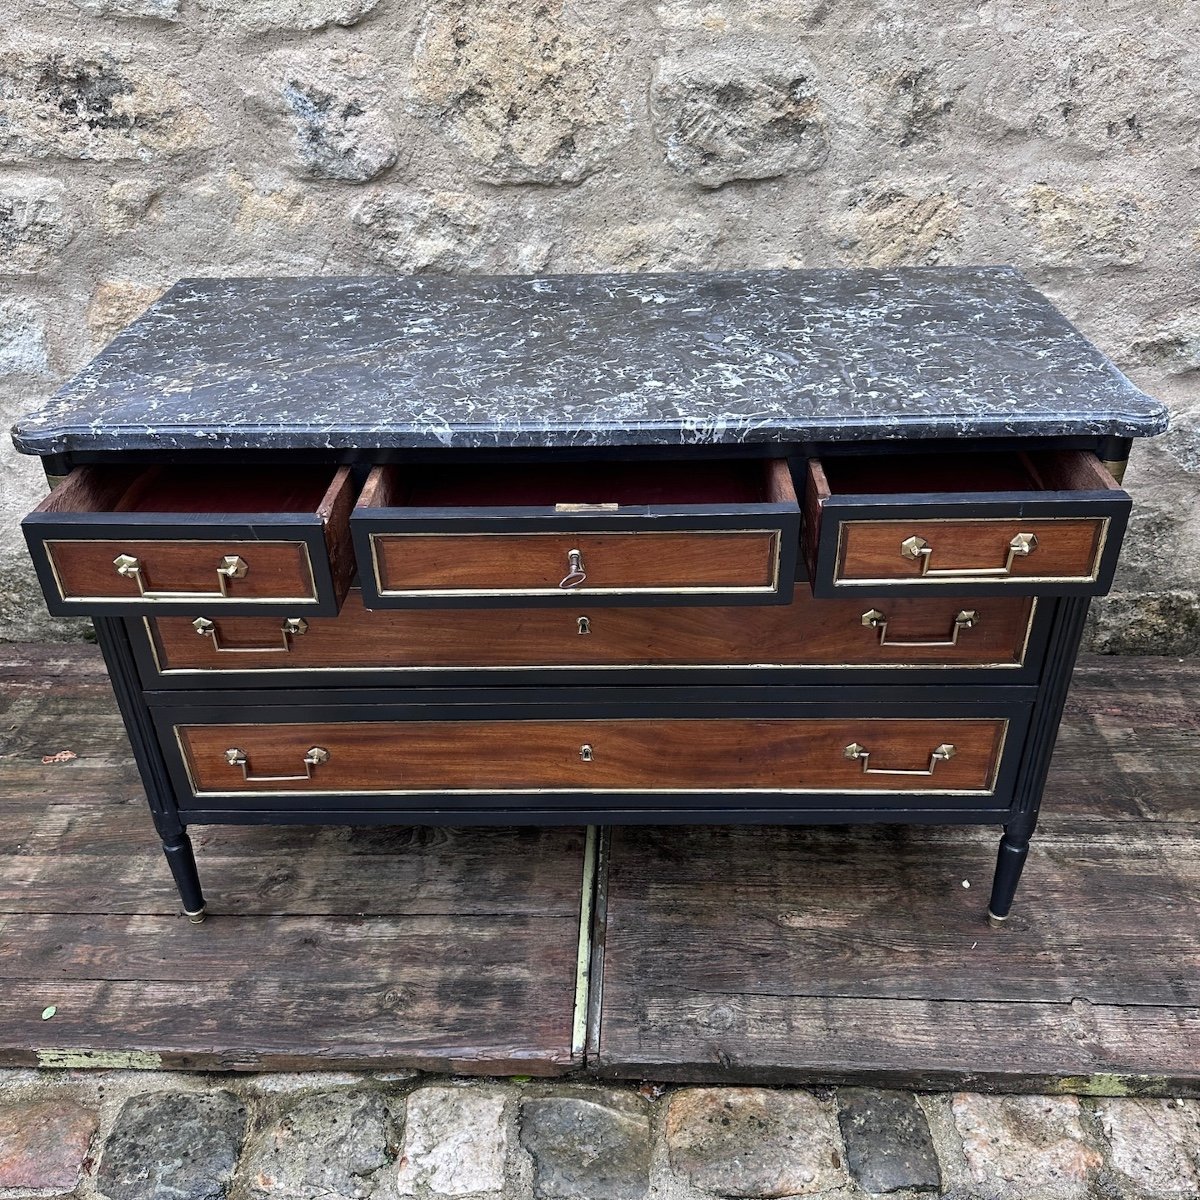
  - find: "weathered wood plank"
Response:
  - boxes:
[598,826,1200,1009]
[1043,664,1200,825]
[592,990,1200,1095]
[0,817,586,916]
[0,913,579,985]
[0,642,585,1073]
[0,975,574,1075]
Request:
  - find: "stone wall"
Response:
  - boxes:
[2,0,1197,649]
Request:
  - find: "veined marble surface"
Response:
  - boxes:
[11,267,1168,456]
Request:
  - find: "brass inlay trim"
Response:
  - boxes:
[368,528,784,599]
[832,516,1111,588]
[44,538,320,606]
[172,717,1010,800]
[144,599,1038,676]
[1099,458,1128,485]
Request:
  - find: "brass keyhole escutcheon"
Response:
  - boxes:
[580,744,593,762]
[577,616,591,635]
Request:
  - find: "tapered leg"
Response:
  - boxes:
[90,616,209,923]
[161,830,207,922]
[985,593,1095,927]
[987,830,1030,926]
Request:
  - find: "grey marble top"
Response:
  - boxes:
[11,267,1167,457]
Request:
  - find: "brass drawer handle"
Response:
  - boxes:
[861,608,977,647]
[193,616,308,653]
[113,552,248,599]
[900,532,1038,578]
[559,548,587,589]
[224,745,328,782]
[843,741,956,776]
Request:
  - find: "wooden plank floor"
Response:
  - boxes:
[593,658,1200,1094]
[3,643,1198,1089]
[0,644,586,1074]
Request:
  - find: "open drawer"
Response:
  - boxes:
[351,458,800,607]
[23,464,356,616]
[803,450,1130,597]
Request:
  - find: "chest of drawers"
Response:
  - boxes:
[11,267,1167,927]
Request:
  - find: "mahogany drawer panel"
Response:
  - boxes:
[351,458,800,607]
[22,464,357,616]
[168,716,1012,800]
[139,589,1040,680]
[803,449,1130,598]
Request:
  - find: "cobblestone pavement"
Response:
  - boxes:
[0,1070,1198,1200]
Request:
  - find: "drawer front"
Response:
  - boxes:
[836,517,1109,587]
[352,458,800,607]
[365,529,785,601]
[169,716,1011,799]
[22,465,356,616]
[804,451,1131,598]
[43,538,320,607]
[141,590,1040,680]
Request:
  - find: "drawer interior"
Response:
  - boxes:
[36,465,342,518]
[816,450,1119,499]
[361,458,796,512]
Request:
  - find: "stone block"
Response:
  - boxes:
[0,43,210,162]
[242,1089,398,1200]
[71,0,181,19]
[1019,183,1145,268]
[833,184,961,266]
[351,189,489,273]
[666,1087,847,1197]
[97,1090,249,1200]
[0,297,51,377]
[0,176,73,275]
[101,178,161,234]
[651,46,829,189]
[654,0,831,32]
[395,1085,508,1197]
[957,28,1198,158]
[86,280,163,347]
[198,0,378,33]
[267,48,398,184]
[228,170,312,230]
[569,215,718,272]
[951,1093,1103,1200]
[412,0,616,185]
[1086,590,1200,657]
[519,1091,651,1200]
[0,1097,98,1190]
[1095,1098,1200,1199]
[350,188,551,274]
[868,65,962,148]
[1130,319,1200,377]
[837,1089,941,1194]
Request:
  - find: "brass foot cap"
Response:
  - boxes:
[185,905,207,925]
[986,909,1009,928]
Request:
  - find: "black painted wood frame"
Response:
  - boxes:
[57,433,1124,923]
